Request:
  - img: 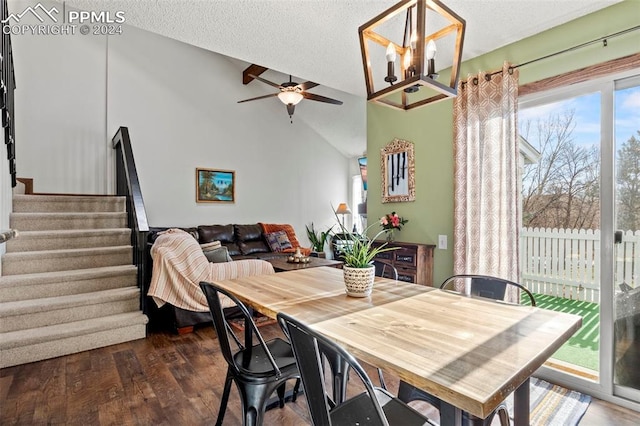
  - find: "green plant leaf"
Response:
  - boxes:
[306,223,334,252]
[332,205,399,268]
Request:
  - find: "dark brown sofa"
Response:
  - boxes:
[148,223,294,261]
[145,223,303,333]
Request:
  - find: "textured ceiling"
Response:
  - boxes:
[58,0,621,157]
[62,0,621,96]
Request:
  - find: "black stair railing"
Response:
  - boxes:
[112,127,149,312]
[1,0,17,187]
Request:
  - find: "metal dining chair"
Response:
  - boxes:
[199,281,301,426]
[439,274,536,307]
[278,312,438,426]
[373,259,399,281]
[397,274,537,426]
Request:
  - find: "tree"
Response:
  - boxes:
[521,109,600,229]
[617,131,640,231]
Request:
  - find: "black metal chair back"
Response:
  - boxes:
[199,282,300,426]
[278,312,436,426]
[440,274,537,306]
[373,259,398,281]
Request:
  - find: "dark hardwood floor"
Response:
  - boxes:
[1,324,639,425]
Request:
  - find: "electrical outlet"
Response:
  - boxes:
[438,235,447,250]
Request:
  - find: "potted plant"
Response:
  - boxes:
[306,223,334,258]
[333,210,398,297]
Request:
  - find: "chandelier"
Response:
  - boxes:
[358,0,465,111]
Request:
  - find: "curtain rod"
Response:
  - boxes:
[464,25,640,84]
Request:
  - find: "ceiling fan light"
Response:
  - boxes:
[278,91,304,105]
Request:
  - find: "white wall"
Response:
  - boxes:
[10,1,359,243]
[11,0,108,194]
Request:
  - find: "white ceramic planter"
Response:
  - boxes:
[343,265,376,297]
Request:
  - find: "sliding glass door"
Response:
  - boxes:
[519,71,640,408]
[519,90,601,381]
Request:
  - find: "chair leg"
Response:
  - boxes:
[216,372,234,426]
[276,383,286,408]
[291,378,301,402]
[377,368,387,390]
[239,382,276,426]
[496,405,511,426]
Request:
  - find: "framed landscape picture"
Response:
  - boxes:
[196,168,235,203]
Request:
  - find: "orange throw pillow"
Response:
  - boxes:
[259,223,311,256]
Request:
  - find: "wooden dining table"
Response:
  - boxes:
[211,266,583,426]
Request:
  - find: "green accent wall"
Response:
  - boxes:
[366,0,640,286]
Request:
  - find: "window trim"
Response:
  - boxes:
[519,52,640,97]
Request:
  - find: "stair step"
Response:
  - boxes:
[12,194,126,213]
[5,228,132,252]
[0,312,148,368]
[2,193,145,368]
[10,212,127,231]
[5,228,131,252]
[1,246,132,275]
[0,287,141,332]
[0,265,137,302]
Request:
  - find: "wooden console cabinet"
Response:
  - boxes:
[371,241,435,286]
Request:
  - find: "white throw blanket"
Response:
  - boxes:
[148,228,275,311]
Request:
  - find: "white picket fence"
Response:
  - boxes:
[520,228,640,303]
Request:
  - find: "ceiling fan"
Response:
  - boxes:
[238,74,343,123]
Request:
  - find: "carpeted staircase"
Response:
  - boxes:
[0,194,148,368]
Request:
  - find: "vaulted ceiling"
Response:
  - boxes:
[61,0,622,157]
[63,0,620,95]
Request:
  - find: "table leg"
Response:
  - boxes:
[244,307,253,348]
[440,400,463,426]
[514,377,530,426]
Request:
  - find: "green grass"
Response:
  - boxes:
[523,293,600,372]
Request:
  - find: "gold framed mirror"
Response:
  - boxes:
[381,138,415,203]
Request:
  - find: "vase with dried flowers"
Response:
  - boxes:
[380,212,408,242]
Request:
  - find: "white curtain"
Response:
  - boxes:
[453,62,520,286]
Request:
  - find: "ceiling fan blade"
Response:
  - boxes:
[297,81,319,91]
[237,93,279,103]
[248,74,283,89]
[302,92,343,105]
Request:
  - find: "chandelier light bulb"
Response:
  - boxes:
[386,43,396,62]
[384,43,398,84]
[426,40,437,60]
[403,50,412,75]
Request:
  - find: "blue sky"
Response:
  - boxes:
[615,86,640,146]
[519,85,640,150]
